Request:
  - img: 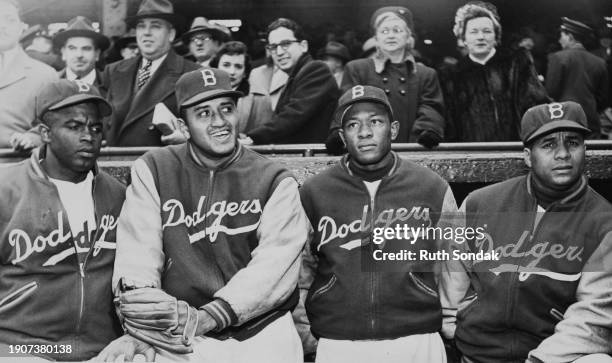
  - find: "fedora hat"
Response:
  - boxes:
[181,17,231,44]
[52,16,110,51]
[126,0,183,30]
[114,29,137,50]
[318,41,351,63]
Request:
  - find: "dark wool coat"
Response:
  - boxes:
[102,50,200,146]
[546,46,609,137]
[339,57,446,142]
[439,49,549,142]
[247,53,340,144]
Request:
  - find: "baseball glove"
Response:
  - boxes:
[118,287,199,354]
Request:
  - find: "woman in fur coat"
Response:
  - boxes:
[439,1,549,142]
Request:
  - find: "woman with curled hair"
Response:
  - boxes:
[439,1,549,142]
[210,41,253,132]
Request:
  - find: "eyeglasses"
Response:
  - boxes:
[191,34,212,43]
[378,27,407,35]
[265,40,299,53]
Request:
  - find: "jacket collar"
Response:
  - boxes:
[187,142,243,171]
[287,53,312,78]
[372,49,417,74]
[525,172,588,206]
[342,151,399,179]
[30,146,99,181]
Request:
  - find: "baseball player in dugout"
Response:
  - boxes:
[445,102,612,362]
[96,68,309,362]
[296,85,459,363]
[0,80,126,360]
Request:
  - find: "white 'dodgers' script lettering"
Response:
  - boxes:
[9,212,71,264]
[162,196,262,243]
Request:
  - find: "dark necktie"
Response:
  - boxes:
[137,59,153,90]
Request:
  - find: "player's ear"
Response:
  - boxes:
[39,123,51,144]
[390,121,400,141]
[523,147,532,168]
[177,118,190,140]
[338,128,346,148]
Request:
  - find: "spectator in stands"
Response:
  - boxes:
[182,17,231,67]
[546,17,609,139]
[53,16,109,92]
[21,27,63,70]
[0,0,58,151]
[242,18,339,145]
[244,51,289,134]
[438,1,548,142]
[210,40,252,132]
[328,6,445,154]
[116,29,139,60]
[102,0,199,146]
[318,41,350,87]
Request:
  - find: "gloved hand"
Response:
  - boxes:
[417,130,442,149]
[118,288,199,354]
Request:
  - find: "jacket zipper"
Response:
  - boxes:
[205,170,215,242]
[369,189,377,334]
[506,203,545,359]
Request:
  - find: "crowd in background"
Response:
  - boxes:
[2,0,612,154]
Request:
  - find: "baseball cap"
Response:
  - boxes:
[335,85,394,126]
[36,79,112,121]
[176,68,243,111]
[370,6,414,34]
[520,101,591,144]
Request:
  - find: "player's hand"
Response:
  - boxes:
[93,334,156,362]
[160,130,187,145]
[9,132,40,152]
[417,130,442,149]
[238,134,253,145]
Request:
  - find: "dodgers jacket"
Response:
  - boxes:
[113,143,310,340]
[298,153,459,340]
[0,148,126,361]
[450,174,612,363]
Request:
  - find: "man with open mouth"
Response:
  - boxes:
[98,67,309,363]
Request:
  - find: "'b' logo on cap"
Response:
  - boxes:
[351,85,365,99]
[75,80,90,92]
[548,103,564,119]
[201,69,217,87]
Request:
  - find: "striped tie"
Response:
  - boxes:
[137,59,153,90]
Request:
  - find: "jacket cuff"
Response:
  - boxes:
[200,299,238,331]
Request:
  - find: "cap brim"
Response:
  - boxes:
[48,94,112,117]
[53,30,110,51]
[524,120,591,144]
[180,89,243,109]
[336,96,394,125]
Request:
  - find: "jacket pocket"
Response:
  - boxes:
[310,275,337,301]
[409,272,439,298]
[0,281,38,314]
[550,308,564,322]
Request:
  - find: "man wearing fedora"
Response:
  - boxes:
[102,0,199,147]
[0,79,125,361]
[444,102,612,362]
[546,17,609,139]
[96,68,308,362]
[53,16,109,92]
[318,41,351,87]
[182,17,231,67]
[0,0,58,151]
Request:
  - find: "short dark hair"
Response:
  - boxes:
[266,18,306,41]
[209,41,251,75]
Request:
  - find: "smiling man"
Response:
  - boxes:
[445,101,612,362]
[243,17,339,144]
[0,79,125,361]
[97,68,309,363]
[297,85,459,362]
[53,16,109,91]
[102,0,199,146]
